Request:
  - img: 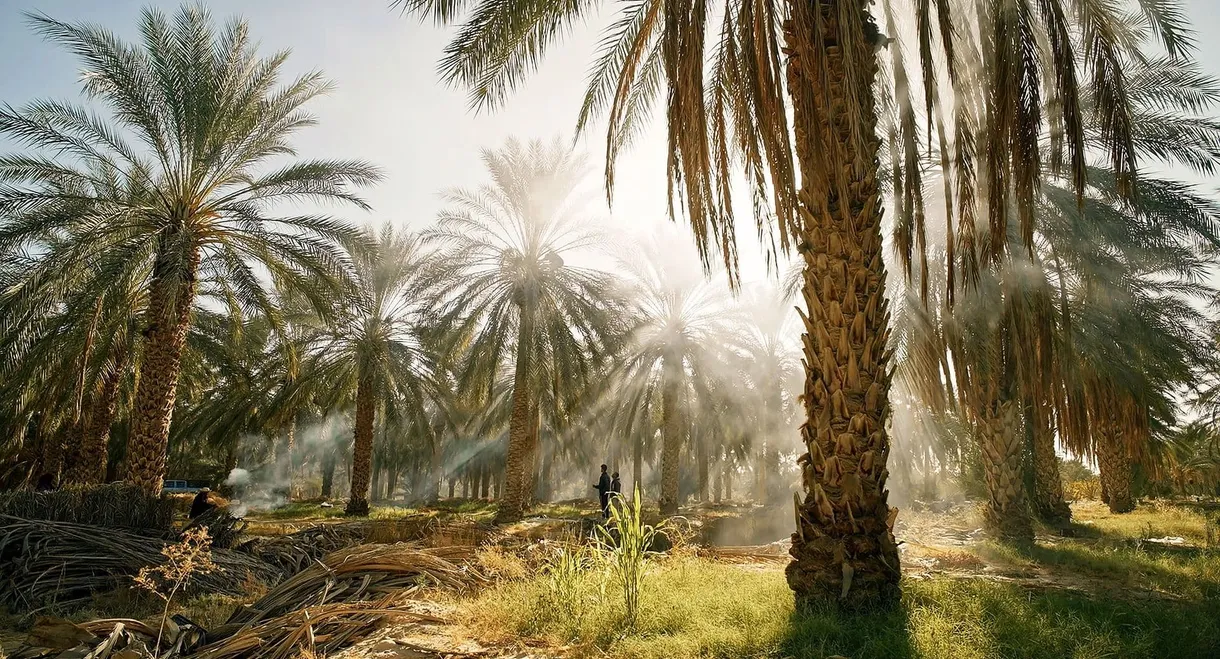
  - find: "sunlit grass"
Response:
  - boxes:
[461,554,1220,659]
[460,501,1220,658]
[1070,499,1214,544]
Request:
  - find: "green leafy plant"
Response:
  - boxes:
[595,486,665,629]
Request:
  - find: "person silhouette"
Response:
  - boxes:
[593,464,611,519]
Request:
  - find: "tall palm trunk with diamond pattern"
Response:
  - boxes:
[783,0,901,609]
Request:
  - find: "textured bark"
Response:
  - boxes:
[784,1,901,610]
[714,470,723,504]
[125,243,198,495]
[447,478,456,499]
[345,378,374,515]
[724,466,733,502]
[67,347,128,486]
[495,307,537,523]
[1096,419,1134,513]
[659,354,682,515]
[1030,410,1071,525]
[978,400,1034,540]
[479,465,490,499]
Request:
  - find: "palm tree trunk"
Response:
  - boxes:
[386,466,399,501]
[126,243,199,495]
[784,1,901,610]
[633,435,643,499]
[281,418,296,499]
[346,377,375,515]
[538,447,553,503]
[756,443,768,502]
[371,455,382,502]
[696,434,709,503]
[321,447,337,498]
[479,465,491,499]
[659,353,682,515]
[978,398,1033,540]
[1029,406,1070,525]
[714,470,723,504]
[1096,416,1133,513]
[724,465,733,502]
[447,478,456,499]
[496,306,537,522]
[68,347,128,486]
[430,439,443,503]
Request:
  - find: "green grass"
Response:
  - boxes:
[462,554,1220,659]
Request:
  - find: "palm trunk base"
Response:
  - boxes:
[1032,499,1073,527]
[1097,431,1134,514]
[345,497,370,516]
[979,402,1034,542]
[786,513,901,611]
[982,502,1035,542]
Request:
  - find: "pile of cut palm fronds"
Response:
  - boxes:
[0,484,175,534]
[0,516,279,613]
[12,598,443,659]
[235,523,369,575]
[191,596,441,659]
[224,543,483,626]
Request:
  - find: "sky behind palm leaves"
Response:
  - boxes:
[1,0,1217,286]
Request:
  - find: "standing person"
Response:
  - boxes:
[593,464,611,519]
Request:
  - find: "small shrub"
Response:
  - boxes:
[133,527,217,654]
[1066,475,1101,501]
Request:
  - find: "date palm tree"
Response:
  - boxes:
[0,4,380,494]
[607,237,744,514]
[426,138,625,522]
[295,226,448,516]
[398,0,1179,607]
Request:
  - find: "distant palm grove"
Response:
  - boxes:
[5,0,1220,611]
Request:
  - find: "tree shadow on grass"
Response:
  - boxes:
[779,575,1220,659]
[780,601,916,659]
[1005,539,1220,600]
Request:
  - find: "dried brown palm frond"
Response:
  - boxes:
[224,543,484,627]
[0,516,279,614]
[194,596,440,659]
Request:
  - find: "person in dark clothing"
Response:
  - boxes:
[593,464,611,519]
[34,473,54,492]
[189,488,216,519]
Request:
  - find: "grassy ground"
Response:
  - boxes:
[457,500,1220,659]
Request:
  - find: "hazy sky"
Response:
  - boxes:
[1,0,1217,285]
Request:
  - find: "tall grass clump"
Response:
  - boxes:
[595,487,665,629]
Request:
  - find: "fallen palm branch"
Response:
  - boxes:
[0,484,175,535]
[235,523,370,575]
[0,515,279,613]
[704,544,791,564]
[225,543,484,627]
[192,596,443,659]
